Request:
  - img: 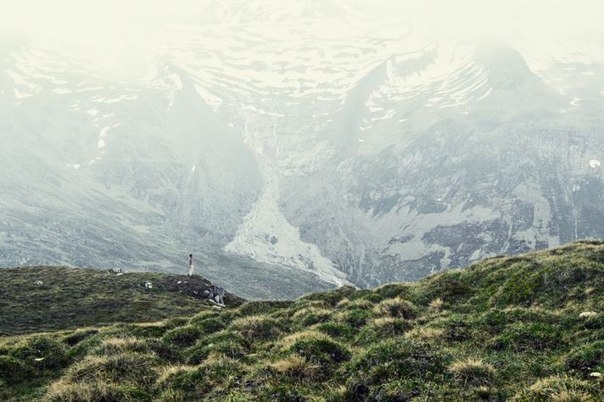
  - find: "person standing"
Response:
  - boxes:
[188,254,194,276]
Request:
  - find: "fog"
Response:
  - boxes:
[2,0,602,51]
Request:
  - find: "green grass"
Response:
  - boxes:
[0,266,244,335]
[1,241,603,400]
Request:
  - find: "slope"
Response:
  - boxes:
[0,266,244,336]
[1,241,603,400]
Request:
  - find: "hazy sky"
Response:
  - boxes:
[2,0,603,40]
[1,0,602,72]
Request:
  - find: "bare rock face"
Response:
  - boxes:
[1,2,604,295]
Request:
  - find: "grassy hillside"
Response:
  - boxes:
[1,241,603,401]
[0,266,244,335]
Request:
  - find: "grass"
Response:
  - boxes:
[0,241,603,400]
[0,266,244,335]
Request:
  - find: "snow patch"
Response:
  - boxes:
[13,88,32,100]
[224,178,348,287]
[52,88,72,95]
[97,123,121,149]
[194,84,223,109]
[589,160,602,169]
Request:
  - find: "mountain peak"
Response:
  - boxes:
[474,42,538,90]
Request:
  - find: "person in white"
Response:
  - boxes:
[188,253,194,276]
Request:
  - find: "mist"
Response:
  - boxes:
[2,0,603,79]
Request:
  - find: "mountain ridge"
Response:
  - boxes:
[2,3,604,295]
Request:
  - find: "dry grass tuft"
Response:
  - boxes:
[449,358,496,387]
[405,326,445,341]
[269,356,320,379]
[373,297,416,319]
[276,330,330,351]
[228,315,281,341]
[429,298,444,312]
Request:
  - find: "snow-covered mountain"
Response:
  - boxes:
[2,1,604,296]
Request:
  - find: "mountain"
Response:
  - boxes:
[0,241,602,400]
[1,1,604,296]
